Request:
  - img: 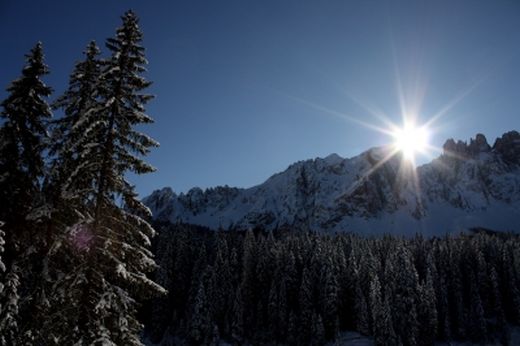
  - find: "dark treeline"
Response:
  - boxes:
[146,224,520,346]
[0,11,163,345]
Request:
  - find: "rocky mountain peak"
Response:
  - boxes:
[323,153,343,165]
[145,130,520,234]
[442,133,492,158]
[493,130,520,165]
[468,133,491,155]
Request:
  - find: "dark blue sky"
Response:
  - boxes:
[1,0,520,196]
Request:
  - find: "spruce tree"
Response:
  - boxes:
[370,275,385,345]
[468,271,487,342]
[355,280,370,335]
[434,244,451,341]
[417,268,438,345]
[268,276,288,341]
[321,257,339,340]
[501,245,520,324]
[298,267,314,344]
[490,266,509,345]
[448,243,466,339]
[211,236,233,335]
[231,286,244,343]
[188,244,208,305]
[0,42,52,344]
[382,288,398,346]
[170,226,193,323]
[254,237,272,330]
[0,41,52,253]
[0,42,52,225]
[370,275,397,346]
[240,229,257,335]
[44,11,164,344]
[188,268,212,345]
[49,40,103,204]
[391,245,419,346]
[284,249,298,311]
[94,10,165,343]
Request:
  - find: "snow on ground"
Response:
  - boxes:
[328,326,520,345]
[143,326,520,345]
[327,331,373,345]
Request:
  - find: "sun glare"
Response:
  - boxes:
[392,123,429,161]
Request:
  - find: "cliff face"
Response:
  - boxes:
[144,131,520,235]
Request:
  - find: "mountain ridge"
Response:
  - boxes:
[144,130,520,235]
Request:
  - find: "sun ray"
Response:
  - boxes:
[423,78,484,129]
[336,86,396,130]
[282,93,396,136]
[352,98,392,126]
[346,146,400,195]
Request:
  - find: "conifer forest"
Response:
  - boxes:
[0,8,519,346]
[145,224,520,346]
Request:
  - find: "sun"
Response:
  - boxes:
[392,123,429,162]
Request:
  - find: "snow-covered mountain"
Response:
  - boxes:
[143,131,520,235]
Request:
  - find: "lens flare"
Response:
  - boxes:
[392,123,429,162]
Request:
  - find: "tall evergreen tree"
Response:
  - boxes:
[370,275,397,346]
[0,41,52,251]
[391,245,419,346]
[382,288,398,346]
[231,286,244,343]
[490,266,509,345]
[91,10,165,344]
[48,40,103,205]
[0,42,52,225]
[240,229,257,335]
[268,276,288,341]
[0,42,52,343]
[417,268,438,345]
[434,243,451,341]
[448,243,466,339]
[501,244,520,324]
[468,271,487,343]
[369,274,383,343]
[43,11,164,344]
[298,267,314,344]
[321,257,339,340]
[187,267,213,345]
[255,236,272,330]
[211,236,233,335]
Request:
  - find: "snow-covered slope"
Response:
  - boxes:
[143,131,520,235]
